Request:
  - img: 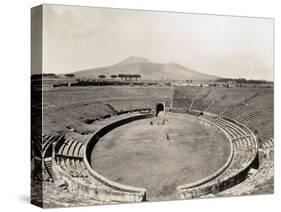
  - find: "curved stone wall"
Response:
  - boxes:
[177,115,234,191]
[177,116,259,199]
[81,111,258,201]
[84,113,155,202]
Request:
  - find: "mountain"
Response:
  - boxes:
[73,56,220,81]
[115,56,152,65]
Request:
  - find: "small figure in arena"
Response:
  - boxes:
[167,133,170,140]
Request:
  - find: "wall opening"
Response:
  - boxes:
[156,103,165,117]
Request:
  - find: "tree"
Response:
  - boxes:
[135,74,141,81]
[131,74,137,81]
[45,73,57,78]
[98,74,106,80]
[117,74,141,81]
[127,74,133,82]
[65,73,75,78]
[110,74,117,81]
[123,74,129,81]
[118,74,124,80]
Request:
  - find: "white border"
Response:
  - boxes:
[0,0,279,211]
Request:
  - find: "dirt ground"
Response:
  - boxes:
[91,113,231,201]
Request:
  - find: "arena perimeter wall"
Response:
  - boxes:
[83,113,155,202]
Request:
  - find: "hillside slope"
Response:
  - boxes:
[73,56,219,81]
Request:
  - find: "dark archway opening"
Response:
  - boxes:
[156,103,165,117]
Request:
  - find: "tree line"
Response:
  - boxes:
[97,74,141,81]
[66,73,142,81]
[216,78,272,84]
[32,73,142,81]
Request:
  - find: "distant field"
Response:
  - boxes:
[43,86,173,107]
[91,113,230,201]
[42,86,173,135]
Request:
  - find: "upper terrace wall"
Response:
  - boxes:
[173,87,273,115]
[43,86,174,108]
[43,86,173,134]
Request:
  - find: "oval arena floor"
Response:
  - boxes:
[91,113,231,201]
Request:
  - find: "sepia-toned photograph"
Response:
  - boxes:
[31,4,274,208]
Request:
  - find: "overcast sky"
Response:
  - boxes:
[41,4,273,80]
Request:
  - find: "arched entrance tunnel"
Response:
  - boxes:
[156,103,165,117]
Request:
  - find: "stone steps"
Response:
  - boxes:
[217,138,273,196]
[191,100,212,111]
[56,139,84,158]
[177,117,258,199]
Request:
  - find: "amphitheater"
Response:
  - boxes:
[31,86,274,207]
